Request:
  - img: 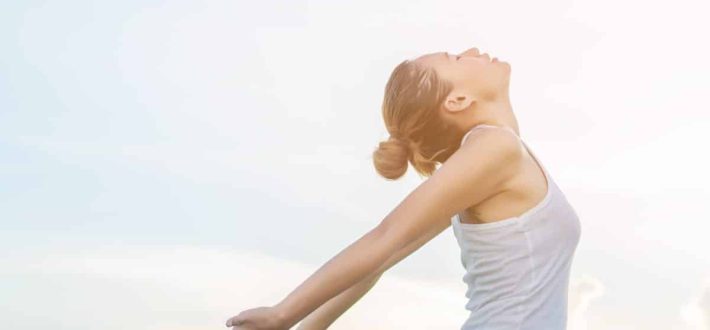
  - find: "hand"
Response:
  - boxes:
[225,306,288,330]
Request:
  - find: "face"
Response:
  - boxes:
[414,47,511,104]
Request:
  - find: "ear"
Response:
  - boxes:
[442,91,476,113]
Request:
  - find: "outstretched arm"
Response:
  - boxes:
[271,128,522,328]
[226,127,522,329]
[295,266,381,330]
[296,216,450,329]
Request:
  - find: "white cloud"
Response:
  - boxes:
[7,244,469,329]
[680,277,710,330]
[568,274,606,330]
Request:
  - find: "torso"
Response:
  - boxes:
[458,128,550,225]
[451,124,581,330]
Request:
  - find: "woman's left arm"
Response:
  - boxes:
[229,128,522,329]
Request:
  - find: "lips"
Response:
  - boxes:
[466,48,498,62]
[477,52,493,62]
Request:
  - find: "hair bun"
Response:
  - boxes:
[389,136,410,150]
[372,136,411,180]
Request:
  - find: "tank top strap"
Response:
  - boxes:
[460,124,518,146]
[460,124,550,177]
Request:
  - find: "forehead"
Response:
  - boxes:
[414,51,448,65]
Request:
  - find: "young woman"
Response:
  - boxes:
[226,47,582,330]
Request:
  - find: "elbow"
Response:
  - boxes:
[373,220,408,254]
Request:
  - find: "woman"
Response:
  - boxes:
[225,47,582,330]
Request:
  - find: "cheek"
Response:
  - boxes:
[479,66,503,83]
[462,63,489,78]
[463,68,493,86]
[451,64,494,88]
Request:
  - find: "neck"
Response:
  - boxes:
[467,96,520,136]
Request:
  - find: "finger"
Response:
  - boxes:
[225,316,244,327]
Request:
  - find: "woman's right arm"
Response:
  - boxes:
[296,216,450,330]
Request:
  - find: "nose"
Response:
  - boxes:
[459,47,481,57]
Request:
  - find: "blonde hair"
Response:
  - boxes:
[372,59,460,180]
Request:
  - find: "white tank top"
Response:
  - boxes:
[450,124,582,330]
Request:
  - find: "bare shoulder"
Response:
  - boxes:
[457,125,523,164]
[423,125,524,213]
[433,126,524,210]
[376,125,524,250]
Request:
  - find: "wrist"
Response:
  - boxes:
[295,319,324,330]
[273,303,294,329]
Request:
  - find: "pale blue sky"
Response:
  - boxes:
[2,0,709,329]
